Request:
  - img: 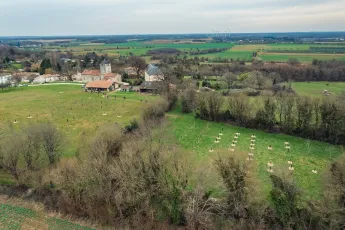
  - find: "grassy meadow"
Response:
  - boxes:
[167,107,343,200]
[259,52,345,63]
[290,81,345,97]
[0,85,156,156]
[0,85,158,184]
[0,202,94,229]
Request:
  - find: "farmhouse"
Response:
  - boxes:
[74,59,120,84]
[145,64,163,82]
[103,72,122,88]
[139,81,163,93]
[33,74,61,84]
[85,80,114,92]
[124,67,138,78]
[12,72,39,83]
[80,69,102,82]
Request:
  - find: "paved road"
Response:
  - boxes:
[28,83,83,87]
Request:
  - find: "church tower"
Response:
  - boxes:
[100,59,111,74]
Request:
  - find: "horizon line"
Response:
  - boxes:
[1,31,345,38]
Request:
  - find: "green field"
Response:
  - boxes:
[0,85,156,157]
[167,108,342,200]
[0,203,94,229]
[197,50,253,61]
[258,52,345,63]
[291,81,345,97]
[39,41,345,63]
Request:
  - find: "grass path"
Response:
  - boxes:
[0,197,95,230]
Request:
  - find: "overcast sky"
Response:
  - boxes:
[1,0,345,36]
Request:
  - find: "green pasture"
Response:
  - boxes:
[197,50,253,61]
[0,203,94,229]
[167,109,342,199]
[258,52,345,63]
[0,85,156,157]
[291,81,345,97]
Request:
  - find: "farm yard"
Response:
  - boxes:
[167,109,343,200]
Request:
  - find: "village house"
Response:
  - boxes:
[0,73,12,84]
[85,80,114,92]
[103,72,122,88]
[145,64,163,82]
[33,74,61,84]
[124,67,138,78]
[74,60,122,88]
[12,72,39,83]
[139,81,162,93]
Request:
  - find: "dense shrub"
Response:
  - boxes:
[194,92,345,145]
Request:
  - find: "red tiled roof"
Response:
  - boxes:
[82,69,101,76]
[103,72,113,77]
[104,73,121,81]
[85,80,113,89]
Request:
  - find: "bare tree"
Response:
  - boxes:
[12,74,22,86]
[62,60,77,81]
[222,72,237,93]
[22,124,44,171]
[128,56,146,77]
[39,123,65,166]
[0,132,25,183]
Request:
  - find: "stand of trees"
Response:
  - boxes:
[193,92,345,145]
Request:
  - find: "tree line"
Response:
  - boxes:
[181,91,345,145]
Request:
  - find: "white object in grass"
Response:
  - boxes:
[267,167,273,173]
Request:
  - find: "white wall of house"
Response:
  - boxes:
[145,72,162,82]
[0,75,12,84]
[100,63,111,74]
[81,75,104,82]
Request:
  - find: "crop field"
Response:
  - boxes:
[290,81,345,97]
[40,40,345,63]
[0,203,94,229]
[167,109,342,199]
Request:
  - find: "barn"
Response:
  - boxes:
[85,80,114,92]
